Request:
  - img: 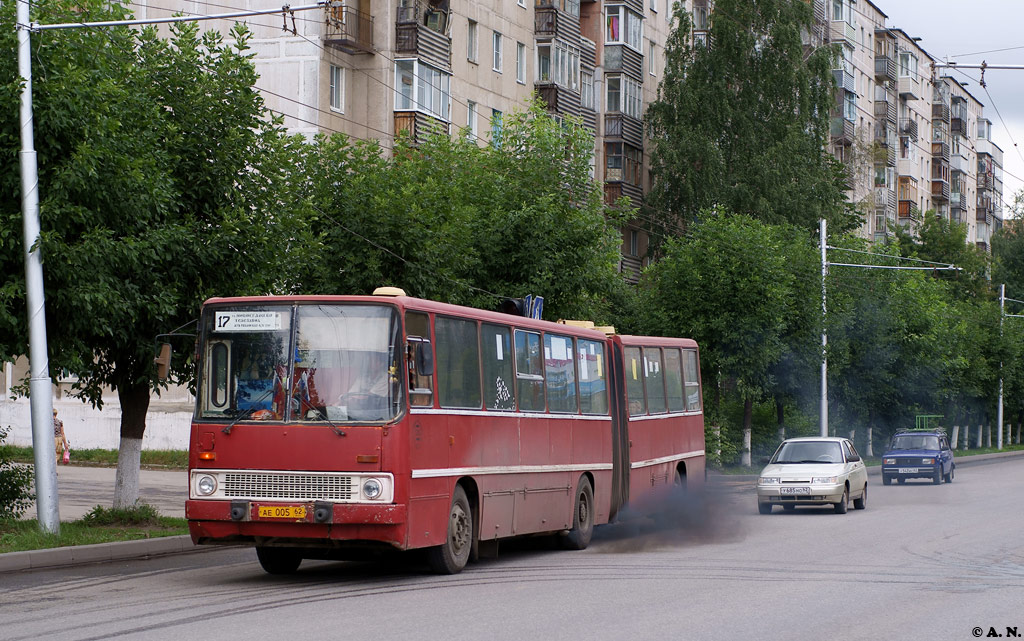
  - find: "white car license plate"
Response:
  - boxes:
[779,487,810,495]
[898,467,918,473]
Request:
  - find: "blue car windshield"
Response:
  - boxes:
[772,441,843,464]
[891,435,940,450]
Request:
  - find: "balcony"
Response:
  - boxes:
[898,200,920,220]
[396,3,451,69]
[874,56,897,82]
[831,117,854,146]
[977,194,995,219]
[899,118,919,141]
[978,173,994,190]
[325,6,373,54]
[951,191,968,213]
[833,69,855,92]
[931,141,950,161]
[931,180,950,202]
[932,102,950,122]
[874,186,896,213]
[830,19,856,45]
[898,75,921,100]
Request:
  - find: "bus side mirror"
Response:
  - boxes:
[154,343,172,381]
[415,342,433,377]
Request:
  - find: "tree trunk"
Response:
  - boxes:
[776,399,785,444]
[951,425,960,450]
[741,398,753,467]
[977,424,983,449]
[114,382,150,509]
[866,425,873,457]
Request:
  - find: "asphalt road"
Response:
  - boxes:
[4,456,1024,641]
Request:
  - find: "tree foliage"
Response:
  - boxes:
[293,99,629,323]
[646,0,854,238]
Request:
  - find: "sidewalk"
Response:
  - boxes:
[1,464,194,574]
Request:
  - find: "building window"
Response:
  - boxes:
[692,6,709,30]
[517,41,526,83]
[467,100,477,139]
[899,51,917,78]
[518,0,526,6]
[394,59,451,121]
[843,91,855,121]
[606,75,641,119]
[491,109,503,148]
[606,5,643,51]
[493,31,503,72]
[535,39,579,91]
[648,40,656,75]
[468,20,478,63]
[581,71,595,110]
[329,64,344,113]
[538,0,579,17]
[537,43,551,82]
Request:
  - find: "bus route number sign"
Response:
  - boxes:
[214,311,283,332]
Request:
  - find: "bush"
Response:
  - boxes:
[0,425,35,520]
[81,502,160,526]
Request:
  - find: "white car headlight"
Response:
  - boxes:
[812,476,838,484]
[196,474,217,496]
[362,478,383,500]
[758,477,781,485]
[883,458,896,465]
[922,458,935,464]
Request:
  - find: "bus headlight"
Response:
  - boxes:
[197,474,217,496]
[362,478,383,500]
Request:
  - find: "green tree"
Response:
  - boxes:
[296,99,628,323]
[645,0,854,238]
[894,212,990,299]
[642,213,809,465]
[0,1,301,507]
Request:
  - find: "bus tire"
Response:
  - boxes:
[561,477,595,551]
[427,485,473,574]
[256,547,302,575]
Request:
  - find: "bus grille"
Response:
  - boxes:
[222,472,356,501]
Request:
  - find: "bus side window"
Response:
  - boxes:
[406,312,434,407]
[435,316,482,409]
[663,348,685,412]
[644,347,667,414]
[209,341,229,411]
[545,333,578,413]
[683,349,702,411]
[624,346,646,416]
[482,324,516,411]
[515,330,545,412]
[578,339,608,415]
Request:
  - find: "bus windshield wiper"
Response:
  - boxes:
[300,402,346,437]
[222,406,255,434]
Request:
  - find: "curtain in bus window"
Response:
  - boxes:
[624,346,646,416]
[644,347,666,414]
[482,324,515,410]
[515,330,545,412]
[577,339,608,415]
[435,317,482,409]
[544,333,577,413]
[683,349,701,411]
[663,348,685,412]
[295,304,401,422]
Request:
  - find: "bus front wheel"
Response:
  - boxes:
[427,485,473,574]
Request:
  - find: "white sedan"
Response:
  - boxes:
[756,437,868,514]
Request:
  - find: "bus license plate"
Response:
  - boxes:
[257,505,307,519]
[779,487,810,495]
[898,468,918,474]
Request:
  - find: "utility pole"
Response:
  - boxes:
[17,0,58,534]
[820,219,828,437]
[16,0,327,534]
[998,284,1005,450]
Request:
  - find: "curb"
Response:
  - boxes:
[0,535,211,575]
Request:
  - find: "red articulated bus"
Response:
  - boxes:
[186,288,705,574]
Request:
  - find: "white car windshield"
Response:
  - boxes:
[772,441,843,464]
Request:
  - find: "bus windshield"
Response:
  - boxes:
[197,304,402,423]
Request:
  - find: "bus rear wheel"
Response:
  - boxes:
[560,477,595,551]
[427,485,473,574]
[256,547,302,575]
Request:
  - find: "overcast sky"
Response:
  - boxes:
[874,0,1024,213]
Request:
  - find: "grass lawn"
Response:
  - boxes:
[0,446,187,469]
[0,505,189,554]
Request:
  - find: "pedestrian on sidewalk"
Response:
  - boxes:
[54,408,69,466]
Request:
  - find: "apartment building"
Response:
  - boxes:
[824,0,1003,249]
